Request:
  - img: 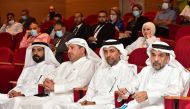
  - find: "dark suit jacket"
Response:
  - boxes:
[71,23,91,40]
[53,32,74,63]
[89,22,115,48]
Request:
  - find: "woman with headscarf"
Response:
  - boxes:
[125,22,160,54]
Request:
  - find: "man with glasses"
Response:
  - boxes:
[0,13,23,35]
[19,22,51,48]
[87,11,115,50]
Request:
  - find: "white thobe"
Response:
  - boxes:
[0,61,57,109]
[124,65,183,109]
[20,56,97,109]
[125,36,159,54]
[58,60,137,109]
[0,22,23,35]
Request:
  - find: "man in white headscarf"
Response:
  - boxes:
[117,41,187,109]
[57,39,137,109]
[19,38,101,109]
[125,22,159,54]
[0,42,60,109]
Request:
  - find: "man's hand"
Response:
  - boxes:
[43,78,54,92]
[8,90,24,98]
[79,100,96,105]
[117,88,128,99]
[132,91,148,103]
[87,36,96,43]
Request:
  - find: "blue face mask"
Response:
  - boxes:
[31,29,38,36]
[56,30,63,38]
[22,16,27,20]
[133,11,140,17]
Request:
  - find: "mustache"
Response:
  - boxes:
[153,61,161,66]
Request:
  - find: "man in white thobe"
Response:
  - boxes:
[57,39,137,109]
[20,38,101,109]
[117,41,187,109]
[0,42,60,109]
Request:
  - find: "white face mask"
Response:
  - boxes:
[162,3,169,10]
[8,20,15,25]
[110,15,117,21]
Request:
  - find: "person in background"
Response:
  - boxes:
[180,0,190,25]
[71,12,91,40]
[126,22,160,54]
[19,9,36,29]
[109,7,125,32]
[119,4,148,47]
[87,10,115,50]
[42,5,58,23]
[0,13,23,35]
[153,0,176,37]
[19,22,51,48]
[0,42,60,109]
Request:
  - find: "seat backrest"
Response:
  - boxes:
[12,32,25,50]
[84,14,98,26]
[143,11,156,22]
[175,36,190,68]
[0,32,13,49]
[13,47,27,64]
[0,47,13,63]
[175,25,190,41]
[128,48,148,66]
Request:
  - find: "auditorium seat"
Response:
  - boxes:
[175,25,190,41]
[13,47,27,64]
[0,47,13,63]
[12,32,25,50]
[65,16,75,32]
[128,48,148,73]
[84,14,98,26]
[73,87,87,102]
[143,11,156,22]
[175,36,190,68]
[123,13,132,28]
[0,32,13,50]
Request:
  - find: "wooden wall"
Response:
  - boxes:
[0,0,119,22]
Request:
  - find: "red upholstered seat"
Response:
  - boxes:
[143,11,156,22]
[13,47,27,64]
[12,32,25,50]
[0,32,13,49]
[128,48,148,73]
[185,103,190,109]
[84,14,98,26]
[0,47,13,63]
[73,87,87,102]
[65,16,75,32]
[175,25,190,41]
[175,36,190,68]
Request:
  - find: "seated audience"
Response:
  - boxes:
[153,0,176,37]
[0,42,60,109]
[109,7,125,32]
[71,12,91,40]
[117,41,186,109]
[42,5,58,23]
[0,12,23,35]
[19,22,51,48]
[19,9,36,29]
[56,39,137,109]
[20,38,101,109]
[87,10,115,50]
[119,4,148,47]
[180,0,190,25]
[51,21,74,63]
[126,22,159,54]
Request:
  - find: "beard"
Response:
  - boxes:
[32,55,45,63]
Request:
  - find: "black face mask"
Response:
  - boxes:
[32,55,45,63]
[188,2,190,6]
[49,12,55,20]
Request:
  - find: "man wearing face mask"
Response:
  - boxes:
[42,5,58,23]
[52,21,74,63]
[19,22,51,48]
[19,9,36,29]
[180,0,190,25]
[0,13,23,35]
[153,0,176,37]
[87,10,115,50]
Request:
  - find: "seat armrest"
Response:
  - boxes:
[73,87,87,102]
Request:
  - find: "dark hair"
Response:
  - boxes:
[98,10,108,15]
[55,20,65,27]
[6,13,14,17]
[132,4,143,11]
[30,21,39,25]
[54,13,62,20]
[22,9,29,14]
